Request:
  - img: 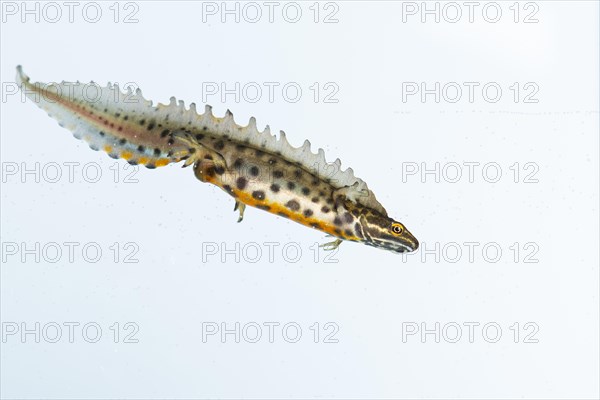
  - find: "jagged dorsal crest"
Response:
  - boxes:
[15,66,388,216]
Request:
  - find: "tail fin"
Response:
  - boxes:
[16,66,196,168]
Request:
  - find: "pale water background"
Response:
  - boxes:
[1,1,598,398]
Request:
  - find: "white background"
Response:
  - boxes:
[1,1,598,399]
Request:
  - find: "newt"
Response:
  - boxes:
[16,66,418,253]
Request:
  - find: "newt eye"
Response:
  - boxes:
[391,223,404,235]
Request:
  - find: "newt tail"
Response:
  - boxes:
[16,66,419,254]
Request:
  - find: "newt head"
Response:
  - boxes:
[354,206,419,254]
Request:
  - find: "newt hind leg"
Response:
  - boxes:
[192,147,227,183]
[191,147,246,223]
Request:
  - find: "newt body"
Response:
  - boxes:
[16,66,418,253]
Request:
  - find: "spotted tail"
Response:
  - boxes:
[16,66,197,168]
